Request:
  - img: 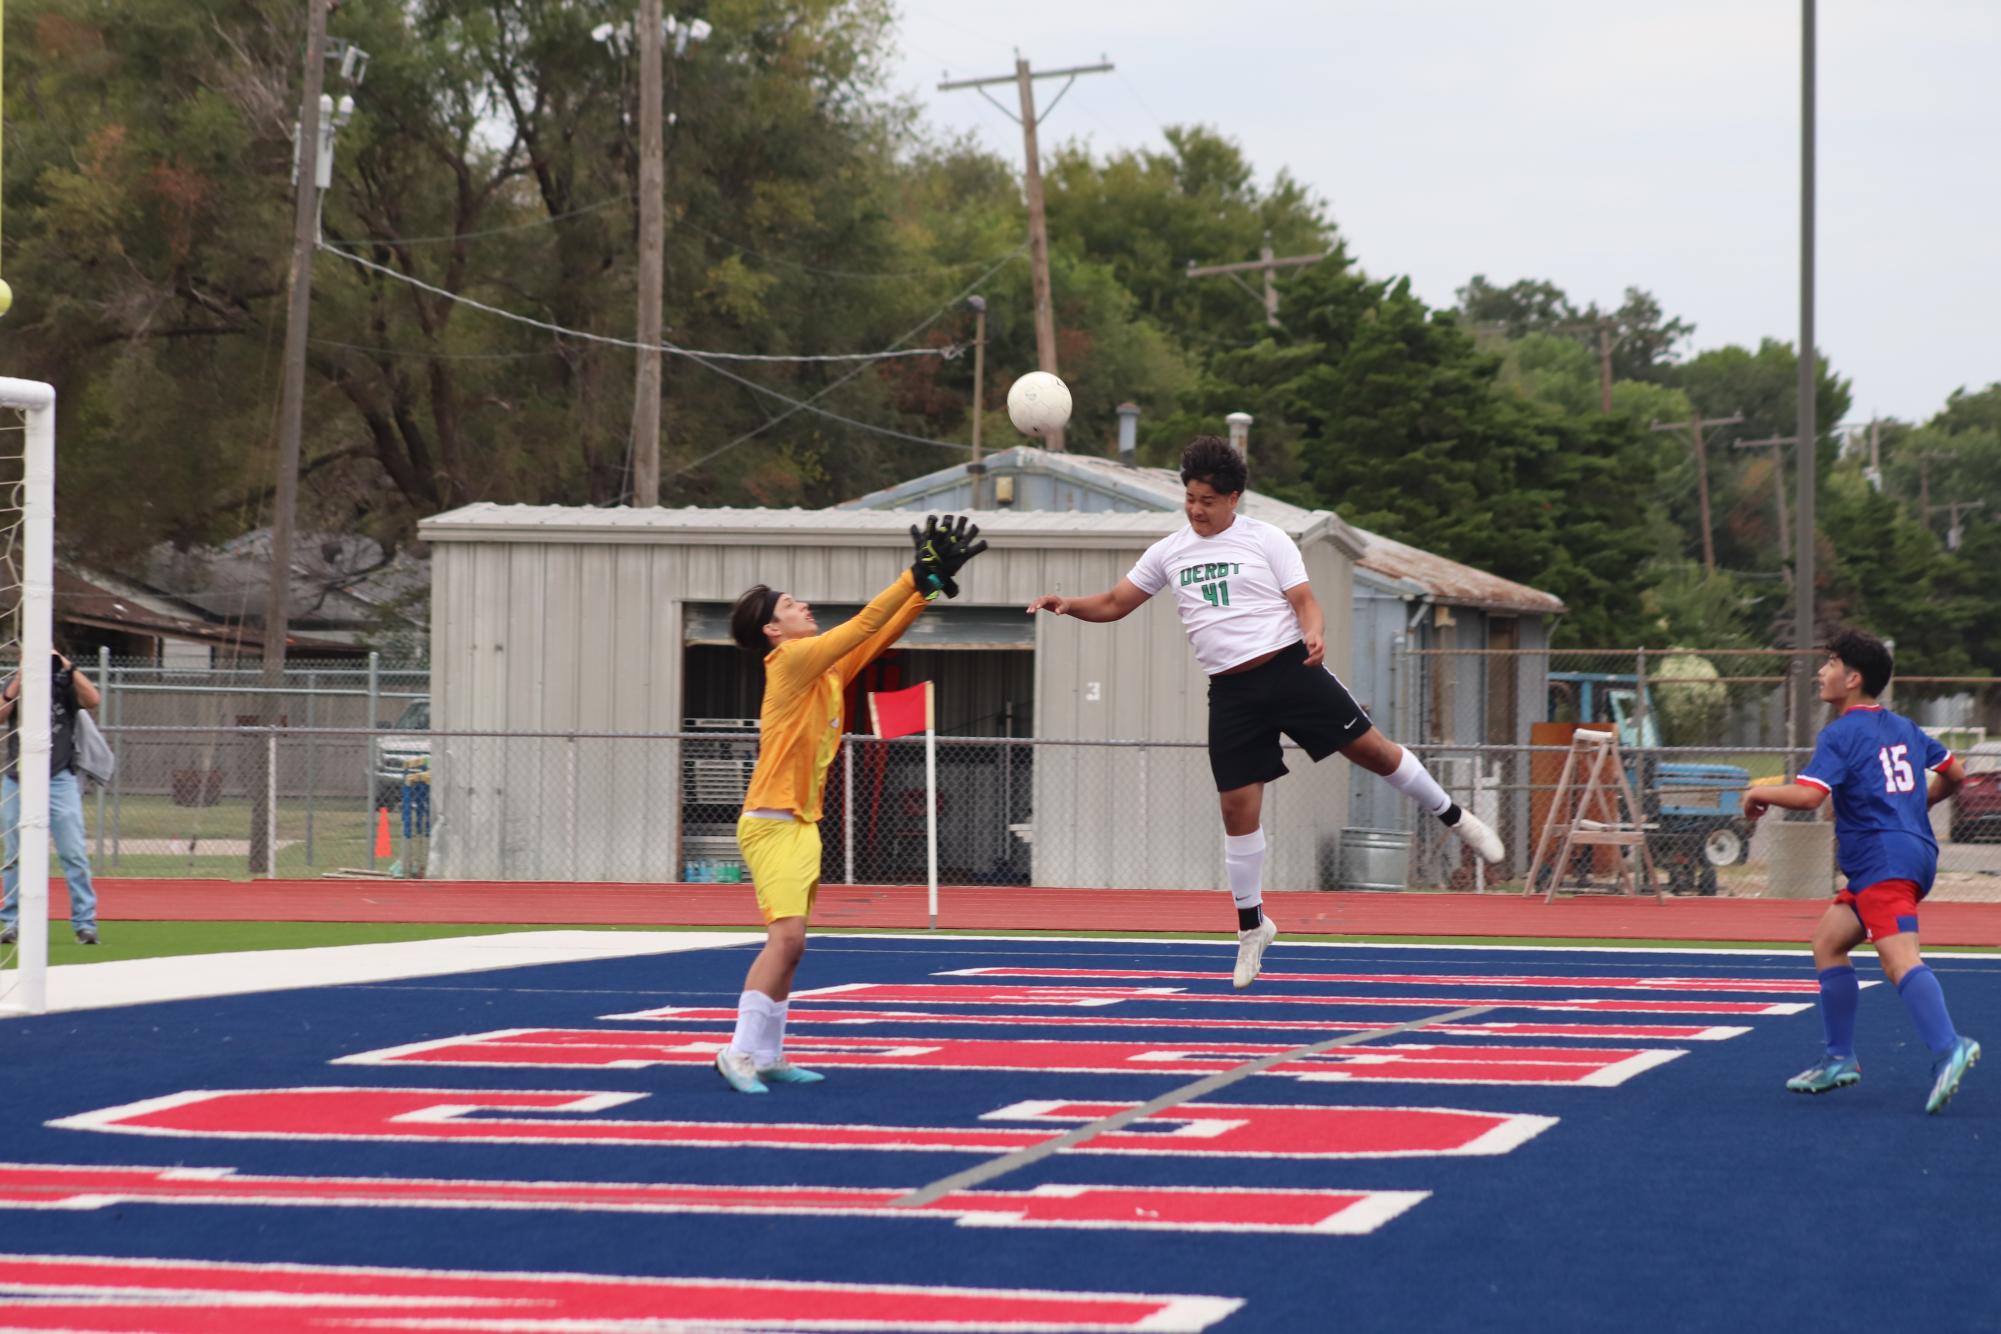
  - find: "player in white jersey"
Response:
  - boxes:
[1027,436,1505,988]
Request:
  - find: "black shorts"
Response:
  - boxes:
[1206,640,1374,792]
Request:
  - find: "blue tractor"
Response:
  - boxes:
[1546,672,1754,895]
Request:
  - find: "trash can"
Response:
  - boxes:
[1763,820,1836,899]
[1337,827,1411,890]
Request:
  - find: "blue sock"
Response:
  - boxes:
[1895,965,1958,1060]
[1817,965,1859,1059]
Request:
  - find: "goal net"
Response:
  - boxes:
[0,378,55,1016]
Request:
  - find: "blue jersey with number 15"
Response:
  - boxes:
[1796,705,1952,893]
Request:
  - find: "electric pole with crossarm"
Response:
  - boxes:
[1185,232,1329,329]
[1649,411,1743,576]
[939,56,1113,453]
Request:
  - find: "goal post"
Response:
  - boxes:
[0,376,54,1017]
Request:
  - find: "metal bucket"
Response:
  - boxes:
[1337,827,1411,890]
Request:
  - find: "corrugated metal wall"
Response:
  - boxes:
[428,524,1355,891]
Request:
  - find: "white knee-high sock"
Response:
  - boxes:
[1225,829,1267,914]
[1383,748,1456,819]
[731,990,777,1060]
[759,999,791,1068]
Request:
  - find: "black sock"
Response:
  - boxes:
[1438,802,1463,827]
[1236,905,1263,932]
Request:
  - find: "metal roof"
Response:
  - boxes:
[840,445,1561,615]
[56,564,355,652]
[418,501,1354,549]
[837,446,1363,557]
[1350,528,1566,615]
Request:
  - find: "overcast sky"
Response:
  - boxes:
[888,0,1999,427]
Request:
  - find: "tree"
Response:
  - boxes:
[1153,262,1665,644]
[1669,339,1852,580]
[1045,126,1336,355]
[1455,276,1692,382]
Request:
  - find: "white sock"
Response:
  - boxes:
[758,1000,790,1069]
[730,990,775,1060]
[1382,748,1454,818]
[1224,829,1267,912]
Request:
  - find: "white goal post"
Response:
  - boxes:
[0,377,54,1016]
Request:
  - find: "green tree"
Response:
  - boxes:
[1149,262,1664,643]
[1045,126,1336,357]
[1668,339,1852,581]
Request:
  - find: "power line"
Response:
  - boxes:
[317,240,1026,466]
[318,243,965,363]
[667,243,1030,481]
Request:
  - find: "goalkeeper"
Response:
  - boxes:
[713,515,987,1094]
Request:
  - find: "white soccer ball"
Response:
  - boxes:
[1006,371,1073,439]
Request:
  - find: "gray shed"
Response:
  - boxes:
[418,503,1362,891]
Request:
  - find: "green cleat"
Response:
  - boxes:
[1925,1037,1980,1115]
[1786,1054,1862,1094]
[757,1059,825,1086]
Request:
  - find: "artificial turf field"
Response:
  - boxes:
[0,929,1995,1331]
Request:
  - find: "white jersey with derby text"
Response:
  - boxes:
[1126,515,1311,674]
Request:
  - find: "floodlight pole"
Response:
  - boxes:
[632,0,665,507]
[1793,0,1818,753]
[966,295,987,507]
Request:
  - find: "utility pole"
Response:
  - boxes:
[596,9,707,505]
[1942,500,1984,551]
[966,295,987,508]
[631,0,664,507]
[1595,323,1614,414]
[1733,434,1797,571]
[1185,231,1329,329]
[252,0,333,874]
[940,56,1113,453]
[1863,417,1883,492]
[1914,451,1950,529]
[1649,411,1743,575]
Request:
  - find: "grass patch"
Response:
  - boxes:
[15,921,1992,966]
[18,921,640,964]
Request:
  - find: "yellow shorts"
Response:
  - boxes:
[736,814,822,924]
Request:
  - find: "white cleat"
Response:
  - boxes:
[1233,916,1279,990]
[714,1047,769,1094]
[1451,811,1506,865]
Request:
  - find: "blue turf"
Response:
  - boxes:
[1,935,1996,1331]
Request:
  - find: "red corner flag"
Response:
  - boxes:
[869,681,933,740]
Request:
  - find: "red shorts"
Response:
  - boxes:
[1834,879,1923,943]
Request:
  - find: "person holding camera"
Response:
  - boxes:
[0,650,103,946]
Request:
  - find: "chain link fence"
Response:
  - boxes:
[28,646,2001,899]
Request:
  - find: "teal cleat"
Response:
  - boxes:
[714,1048,769,1094]
[1925,1036,1980,1115]
[758,1059,825,1086]
[1786,1054,1862,1094]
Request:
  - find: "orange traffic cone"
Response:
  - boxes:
[374,807,393,859]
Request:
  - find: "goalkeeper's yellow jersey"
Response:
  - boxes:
[741,569,927,823]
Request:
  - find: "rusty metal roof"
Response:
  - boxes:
[1350,527,1566,615]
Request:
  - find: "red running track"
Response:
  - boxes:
[53,878,2001,946]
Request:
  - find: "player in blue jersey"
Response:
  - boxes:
[1742,629,1979,1114]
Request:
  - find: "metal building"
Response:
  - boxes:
[418,503,1363,891]
[841,444,1566,833]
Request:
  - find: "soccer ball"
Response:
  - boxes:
[1006,371,1072,439]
